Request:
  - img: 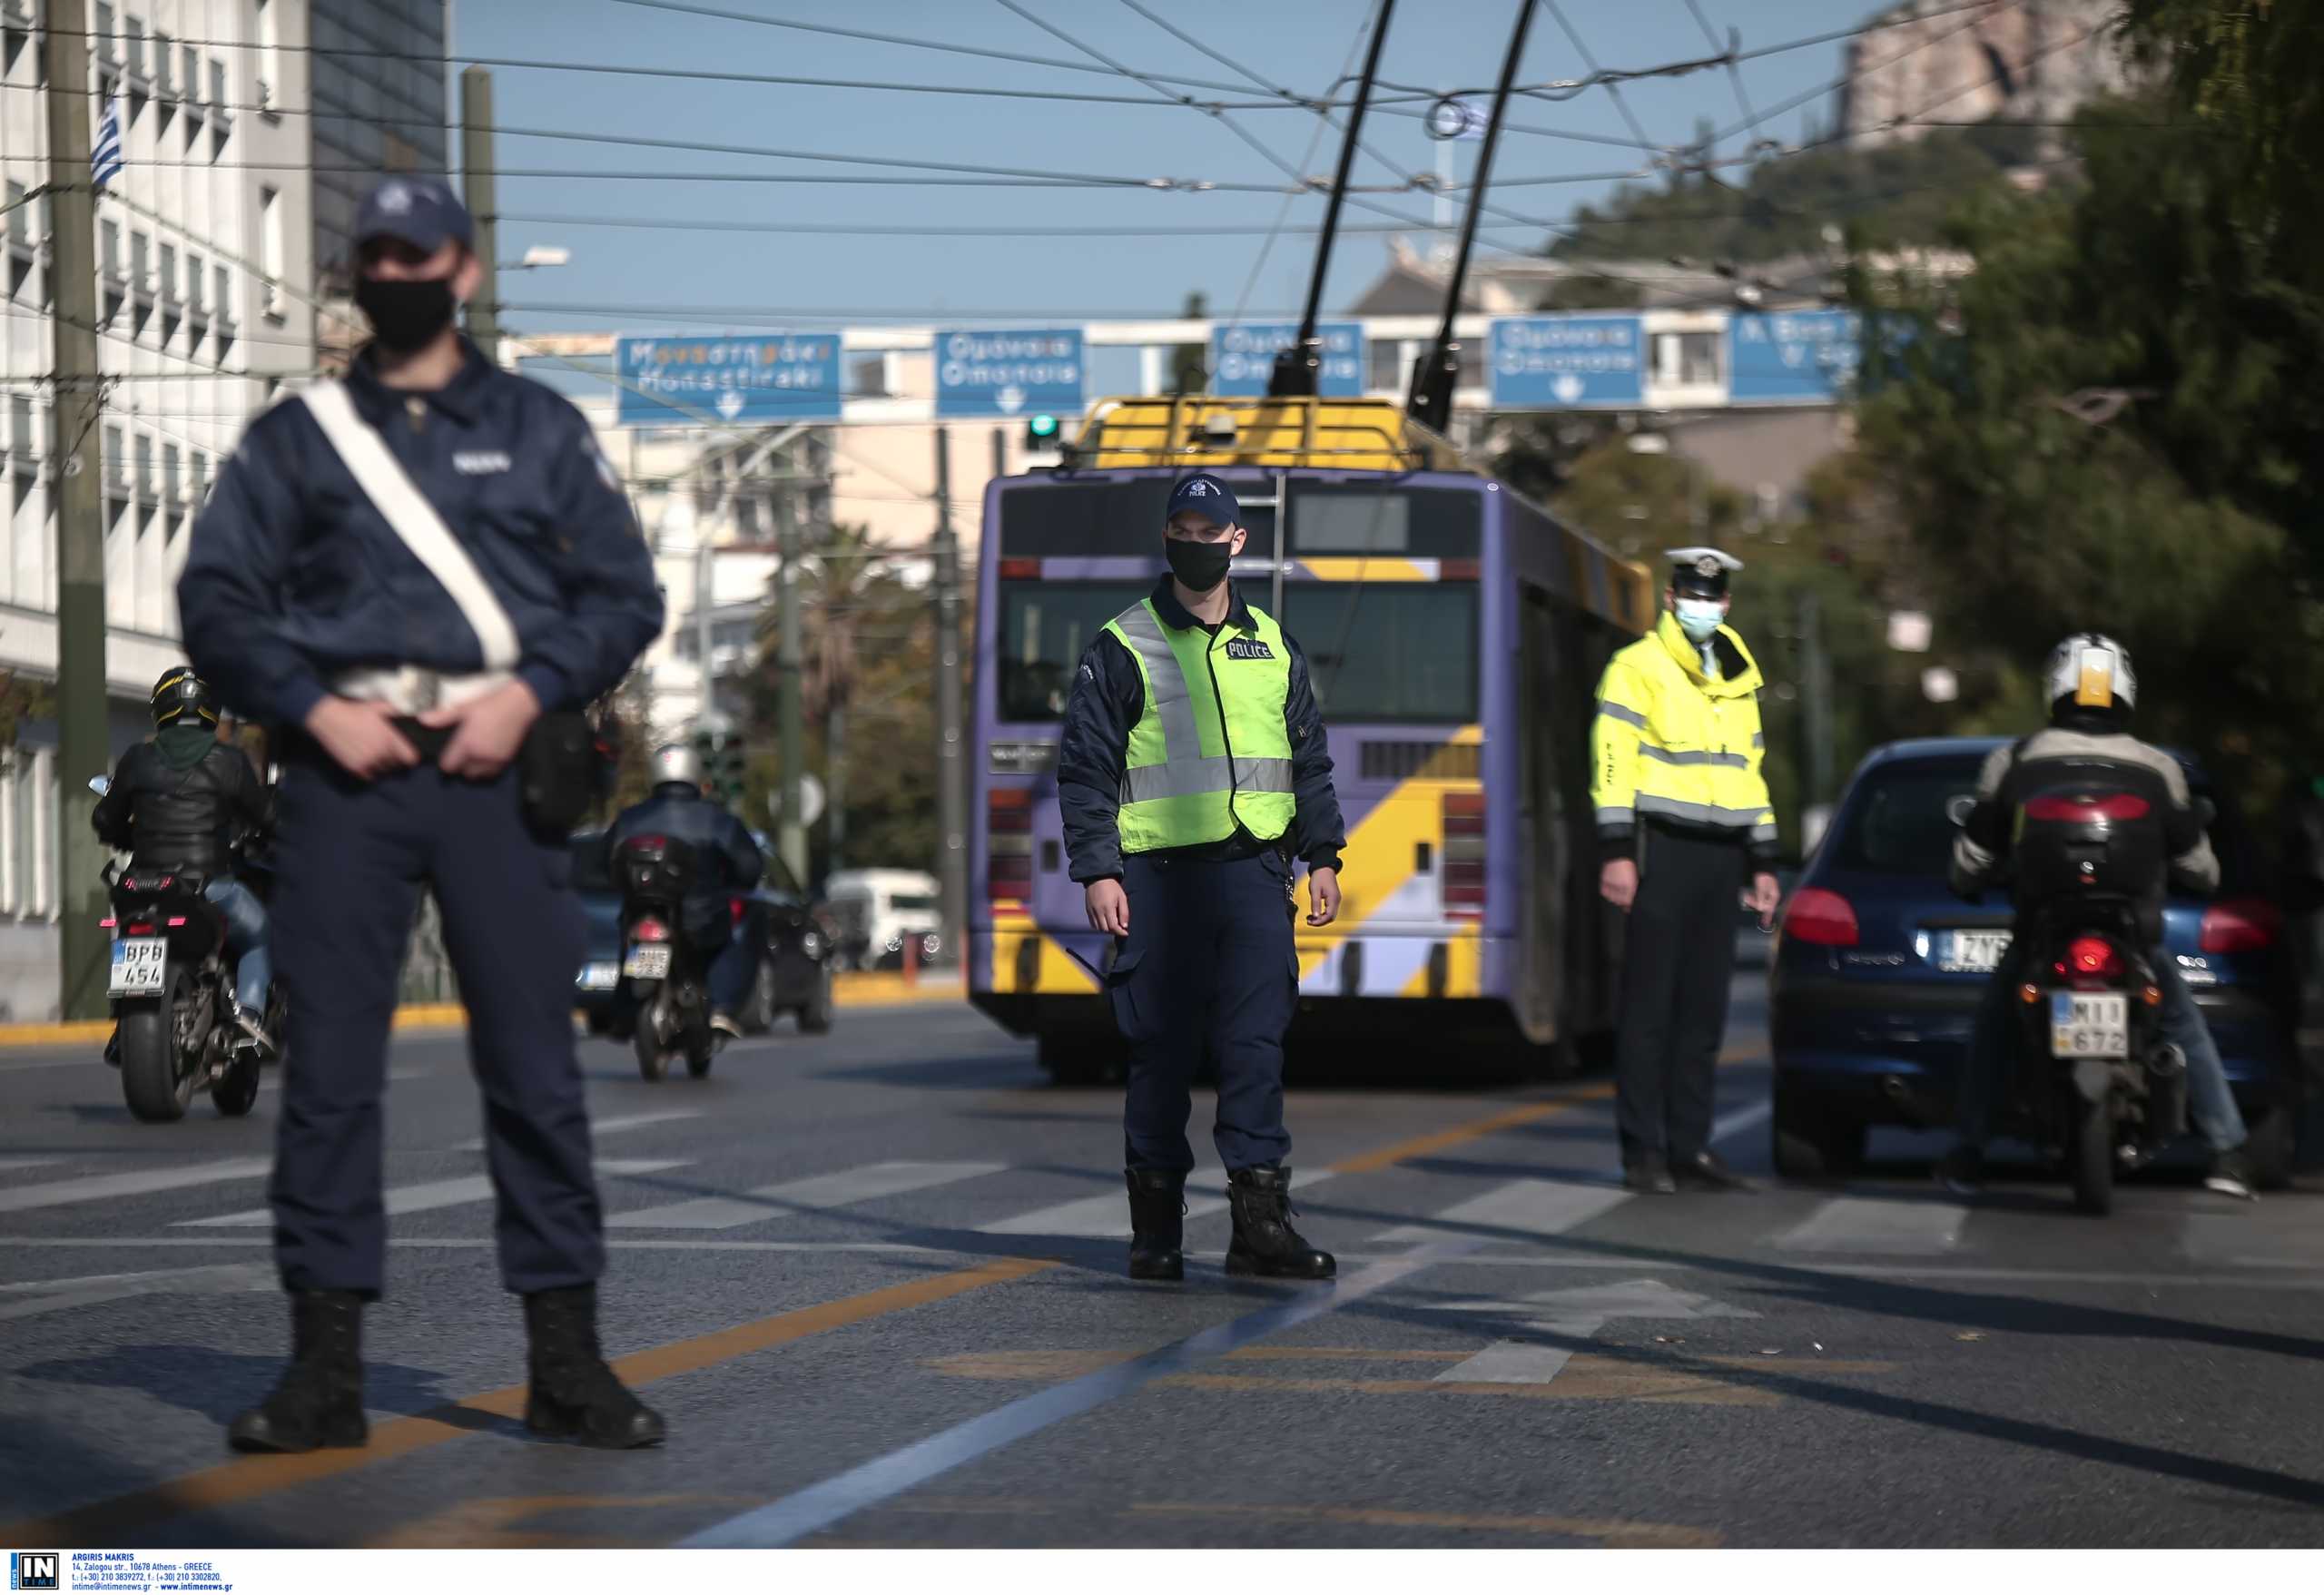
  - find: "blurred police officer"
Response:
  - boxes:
[1058,473,1347,1282]
[177,177,667,1452]
[1594,549,1780,1195]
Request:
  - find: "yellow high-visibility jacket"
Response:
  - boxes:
[1591,612,1777,861]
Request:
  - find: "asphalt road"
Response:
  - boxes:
[4,980,2322,1550]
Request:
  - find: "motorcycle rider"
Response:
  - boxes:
[604,743,765,1039]
[92,668,278,1055]
[1939,634,2257,1200]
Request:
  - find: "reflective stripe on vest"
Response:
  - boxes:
[1107,597,1295,853]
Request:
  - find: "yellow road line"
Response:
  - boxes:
[1130,1501,1721,1548]
[1326,1083,1617,1176]
[1,1256,1052,1548]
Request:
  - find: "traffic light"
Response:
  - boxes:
[694,727,747,806]
[1025,411,1061,451]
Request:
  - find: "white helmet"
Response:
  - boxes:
[651,742,704,787]
[2043,632,2137,714]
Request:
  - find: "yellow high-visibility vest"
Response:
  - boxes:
[1591,612,1777,850]
[1105,597,1295,854]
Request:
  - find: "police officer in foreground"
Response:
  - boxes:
[177,177,666,1452]
[605,743,766,1039]
[1594,549,1781,1195]
[1058,473,1347,1281]
[93,668,278,1055]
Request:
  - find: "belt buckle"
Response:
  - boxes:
[409,670,442,714]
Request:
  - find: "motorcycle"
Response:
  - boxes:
[91,776,288,1124]
[1972,777,2184,1215]
[615,832,720,1082]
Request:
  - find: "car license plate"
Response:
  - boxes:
[622,945,671,981]
[108,937,166,997]
[576,961,620,992]
[2050,991,2129,1058]
[1939,930,2012,972]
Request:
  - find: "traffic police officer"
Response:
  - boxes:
[1057,473,1347,1281]
[1593,548,1780,1194]
[177,177,667,1452]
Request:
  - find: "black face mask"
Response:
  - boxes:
[1166,535,1235,594]
[355,274,458,354]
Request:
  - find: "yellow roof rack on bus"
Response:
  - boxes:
[1071,395,1470,475]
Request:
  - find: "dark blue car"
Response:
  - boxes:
[1768,738,2299,1186]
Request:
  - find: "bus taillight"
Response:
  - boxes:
[988,789,1034,904]
[1442,791,1486,918]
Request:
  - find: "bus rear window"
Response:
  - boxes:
[1280,585,1477,723]
[998,582,1148,721]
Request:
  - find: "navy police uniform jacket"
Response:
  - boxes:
[1056,576,1346,886]
[176,338,664,726]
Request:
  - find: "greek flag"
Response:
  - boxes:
[91,95,124,192]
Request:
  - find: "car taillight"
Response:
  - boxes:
[1442,791,1485,918]
[634,918,669,943]
[2062,934,2125,981]
[988,789,1033,903]
[2024,793,2151,822]
[1781,888,1858,947]
[2201,898,2280,954]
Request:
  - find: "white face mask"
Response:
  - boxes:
[1675,598,1725,642]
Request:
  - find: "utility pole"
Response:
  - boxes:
[48,25,110,1021]
[1797,588,1835,810]
[931,428,966,965]
[775,484,807,888]
[459,67,497,353]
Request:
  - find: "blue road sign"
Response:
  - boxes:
[615,334,842,428]
[936,328,1085,418]
[1210,321,1365,397]
[1488,314,1644,409]
[1728,310,1866,404]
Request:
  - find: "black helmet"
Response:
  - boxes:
[151,666,218,729]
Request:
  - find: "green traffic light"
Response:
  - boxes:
[1028,413,1059,439]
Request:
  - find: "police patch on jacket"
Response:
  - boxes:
[1226,637,1275,661]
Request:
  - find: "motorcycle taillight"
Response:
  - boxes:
[124,921,155,936]
[634,918,670,943]
[2057,934,2125,986]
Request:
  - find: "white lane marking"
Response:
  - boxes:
[174,1159,691,1227]
[0,1261,274,1322]
[1435,1339,1586,1384]
[977,1167,1337,1239]
[0,1157,58,1172]
[1370,1178,1630,1245]
[1709,1099,1772,1145]
[1777,1197,1965,1255]
[0,1157,275,1216]
[453,1108,703,1154]
[608,1160,1006,1231]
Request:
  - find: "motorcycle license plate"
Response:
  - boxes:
[622,945,671,981]
[1940,930,2012,973]
[576,961,620,992]
[109,937,166,997]
[2050,991,2128,1058]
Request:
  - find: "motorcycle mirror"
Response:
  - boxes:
[1944,794,1974,828]
[87,775,110,797]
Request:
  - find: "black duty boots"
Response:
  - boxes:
[1225,1164,1335,1280]
[229,1289,369,1453]
[1125,1167,1187,1281]
[521,1284,667,1449]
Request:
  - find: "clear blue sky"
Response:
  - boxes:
[451,0,1885,336]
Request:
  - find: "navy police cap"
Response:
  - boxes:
[354,176,475,255]
[1166,473,1241,529]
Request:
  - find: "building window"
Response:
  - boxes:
[158,241,177,303]
[133,433,153,498]
[125,15,145,81]
[183,45,201,104]
[260,186,283,318]
[95,4,117,61]
[100,220,122,280]
[155,30,173,92]
[192,451,210,506]
[255,0,280,113]
[214,264,232,324]
[162,442,181,507]
[103,423,125,494]
[8,395,31,468]
[210,58,227,111]
[129,231,149,292]
[185,251,203,310]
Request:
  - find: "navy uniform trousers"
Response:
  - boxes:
[268,745,598,1299]
[1615,822,1748,1166]
[1108,848,1298,1173]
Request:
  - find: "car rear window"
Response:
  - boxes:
[1835,761,1982,877]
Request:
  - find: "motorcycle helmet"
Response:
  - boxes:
[651,742,704,789]
[151,666,219,729]
[2043,633,2136,721]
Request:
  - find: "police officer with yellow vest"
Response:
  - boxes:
[1058,474,1347,1282]
[1593,549,1781,1195]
